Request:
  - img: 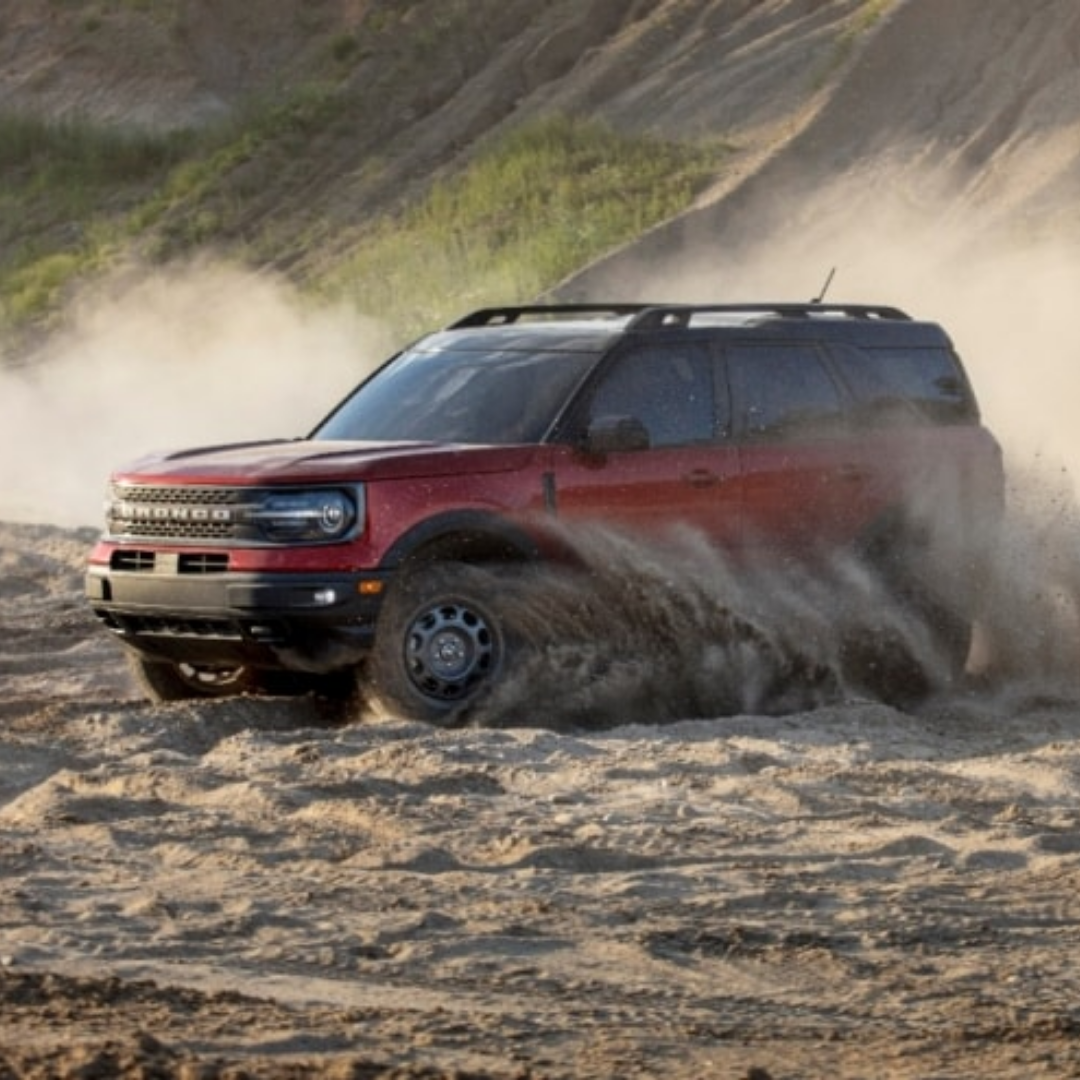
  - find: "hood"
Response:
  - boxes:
[114,438,540,486]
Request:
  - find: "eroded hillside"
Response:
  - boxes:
[0,1,878,308]
[562,0,1080,299]
[4,0,1078,302]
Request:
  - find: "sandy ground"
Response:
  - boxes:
[3,520,1080,1078]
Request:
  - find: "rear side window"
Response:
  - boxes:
[830,344,977,425]
[726,344,847,440]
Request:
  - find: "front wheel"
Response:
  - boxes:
[368,562,511,724]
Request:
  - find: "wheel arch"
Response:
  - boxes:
[853,504,926,574]
[381,510,543,571]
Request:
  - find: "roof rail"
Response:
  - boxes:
[626,303,911,329]
[448,304,649,328]
[446,302,913,330]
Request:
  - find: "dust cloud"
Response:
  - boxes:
[564,169,1080,705]
[621,171,1080,485]
[0,260,391,528]
[767,204,1080,698]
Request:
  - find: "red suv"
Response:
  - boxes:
[86,303,1004,721]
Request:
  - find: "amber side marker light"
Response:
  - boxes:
[358,580,384,596]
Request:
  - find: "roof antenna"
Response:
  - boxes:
[811,267,836,304]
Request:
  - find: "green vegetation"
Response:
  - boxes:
[0,112,192,195]
[327,115,729,337]
[814,0,896,89]
[0,113,193,328]
[850,0,895,35]
[126,84,346,259]
[0,103,727,343]
[0,84,348,331]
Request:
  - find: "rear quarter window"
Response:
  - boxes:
[829,343,978,426]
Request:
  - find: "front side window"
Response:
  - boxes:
[727,344,847,440]
[585,343,715,447]
[314,346,598,444]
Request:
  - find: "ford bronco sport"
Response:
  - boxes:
[85,302,1004,722]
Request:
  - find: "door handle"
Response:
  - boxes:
[683,468,720,488]
[836,463,868,482]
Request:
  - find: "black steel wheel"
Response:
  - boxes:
[370,562,509,724]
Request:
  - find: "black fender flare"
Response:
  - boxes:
[380,510,543,571]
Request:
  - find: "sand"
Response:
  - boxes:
[3,519,1080,1078]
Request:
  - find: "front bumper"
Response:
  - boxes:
[86,565,391,672]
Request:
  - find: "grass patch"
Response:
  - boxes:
[0,99,727,345]
[0,112,192,192]
[0,84,343,331]
[327,115,729,337]
[0,113,194,329]
[127,83,346,258]
[814,0,896,89]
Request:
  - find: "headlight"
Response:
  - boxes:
[249,488,361,543]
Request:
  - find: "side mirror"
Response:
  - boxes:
[582,414,651,454]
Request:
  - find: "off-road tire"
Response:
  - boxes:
[369,561,511,725]
[842,542,973,706]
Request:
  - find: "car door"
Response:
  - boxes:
[546,339,742,544]
[724,341,876,556]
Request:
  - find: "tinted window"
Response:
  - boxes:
[830,344,977,425]
[586,343,715,447]
[727,344,847,440]
[314,346,598,444]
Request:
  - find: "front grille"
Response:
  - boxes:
[107,483,255,544]
[124,519,236,541]
[119,485,239,505]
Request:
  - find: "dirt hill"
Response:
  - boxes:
[562,0,1080,299]
[0,0,918,278]
[5,1,1077,265]
[4,0,1079,323]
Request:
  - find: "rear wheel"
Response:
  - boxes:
[369,562,510,724]
[844,532,974,705]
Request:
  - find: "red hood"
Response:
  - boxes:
[113,439,540,485]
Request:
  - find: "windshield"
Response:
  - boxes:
[313,345,599,444]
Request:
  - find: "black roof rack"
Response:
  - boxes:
[448,302,911,330]
[448,304,648,327]
[625,303,912,329]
